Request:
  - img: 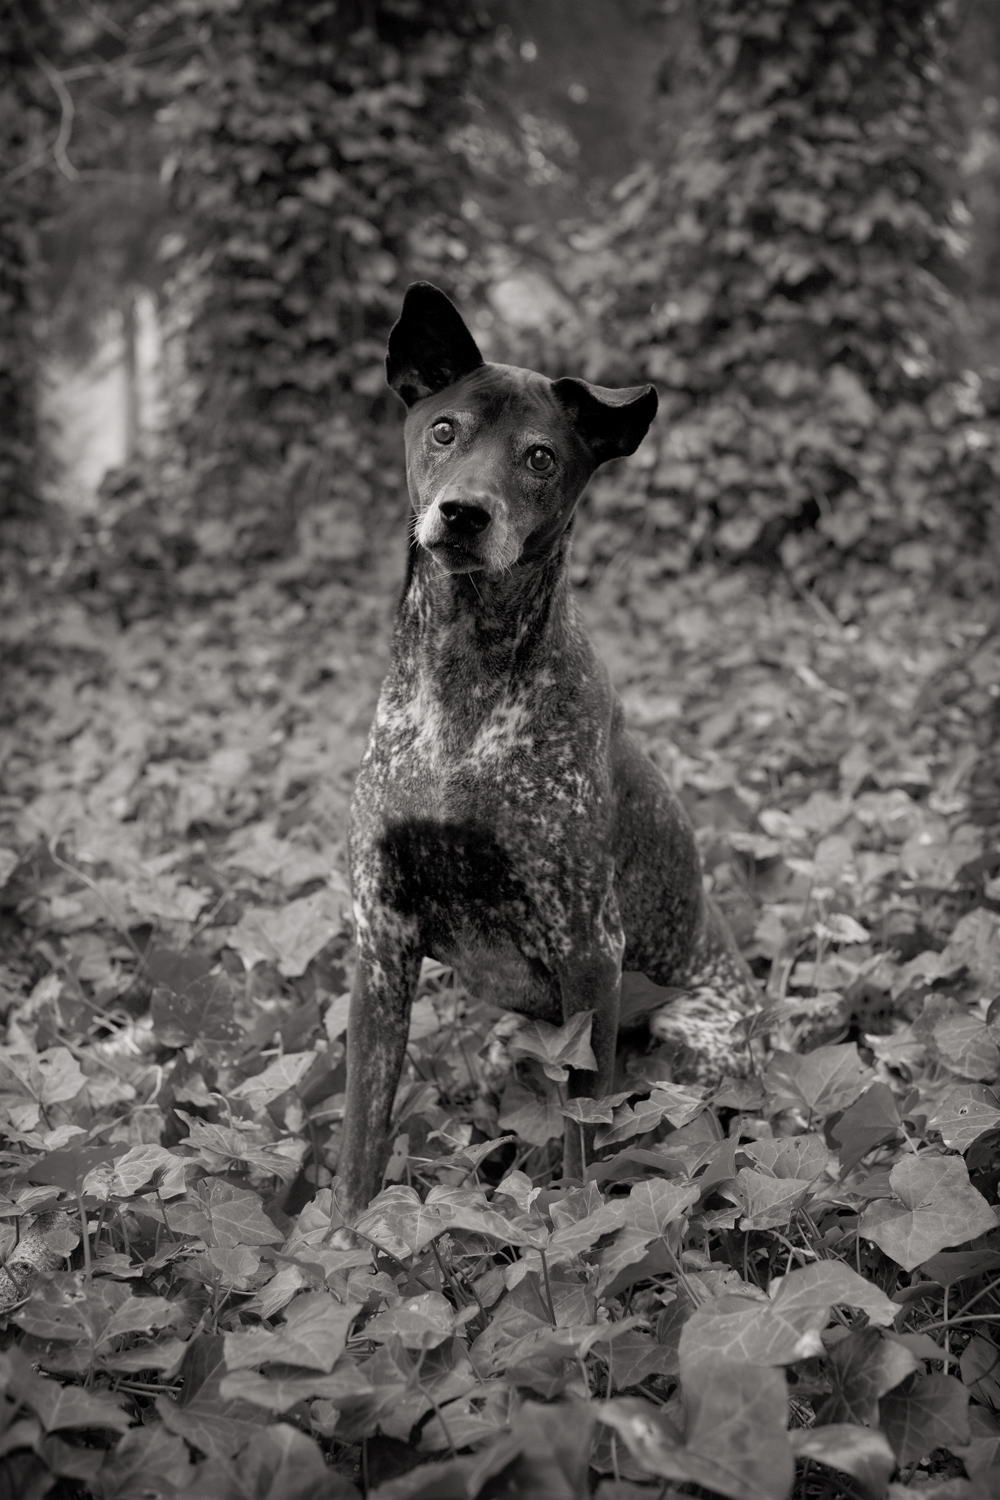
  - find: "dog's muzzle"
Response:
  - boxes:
[419,497,494,571]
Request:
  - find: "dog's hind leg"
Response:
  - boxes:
[647,896,760,1084]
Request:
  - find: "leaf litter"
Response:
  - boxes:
[0,552,999,1497]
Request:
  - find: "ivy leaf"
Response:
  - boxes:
[103,1292,176,1343]
[594,1227,665,1295]
[773,1263,897,1326]
[507,1011,598,1081]
[365,1291,463,1349]
[959,1334,1000,1409]
[94,1426,195,1499]
[22,1143,117,1194]
[743,1134,830,1180]
[680,1290,826,1368]
[228,1052,316,1111]
[334,1342,436,1444]
[194,1179,284,1248]
[176,1112,300,1183]
[225,889,345,978]
[599,1359,794,1500]
[880,1372,970,1466]
[207,1244,261,1284]
[151,970,241,1050]
[1,1346,131,1433]
[726,1169,815,1230]
[929,1085,1000,1150]
[419,1135,516,1170]
[0,1047,88,1119]
[680,1354,793,1500]
[624,1178,701,1235]
[192,1422,360,1500]
[941,908,1000,991]
[33,1048,88,1106]
[679,1261,895,1369]
[14,1272,172,1354]
[602,1330,681,1392]
[831,1082,903,1174]
[495,1398,598,1499]
[933,1015,1000,1080]
[498,1073,564,1146]
[559,1093,632,1125]
[224,1293,359,1373]
[425,1185,549,1248]
[764,1043,873,1117]
[354,1184,448,1257]
[818,1328,919,1425]
[595,1085,706,1147]
[921,1249,1000,1287]
[788,1425,896,1500]
[156,1335,261,1462]
[107,1144,188,1199]
[860,1154,998,1271]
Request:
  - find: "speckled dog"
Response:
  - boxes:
[339,282,759,1221]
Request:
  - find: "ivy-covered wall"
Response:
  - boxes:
[564,0,1000,585]
[139,0,498,563]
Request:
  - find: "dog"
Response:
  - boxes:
[338,282,758,1222]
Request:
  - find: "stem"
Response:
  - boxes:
[76,1191,92,1279]
[955,1274,1000,1321]
[919,1313,1000,1333]
[538,1249,557,1327]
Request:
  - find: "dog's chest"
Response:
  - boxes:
[359,665,596,824]
[351,664,611,1005]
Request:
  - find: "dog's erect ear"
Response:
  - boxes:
[552,377,658,465]
[386,283,485,407]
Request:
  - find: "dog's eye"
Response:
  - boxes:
[527,447,554,473]
[431,420,455,445]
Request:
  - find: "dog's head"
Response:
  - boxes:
[386,282,658,577]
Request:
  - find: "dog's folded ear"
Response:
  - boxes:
[386,283,485,407]
[552,377,658,465]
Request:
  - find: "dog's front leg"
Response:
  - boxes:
[338,913,421,1224]
[556,881,625,1181]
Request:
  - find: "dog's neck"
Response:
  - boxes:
[395,534,576,697]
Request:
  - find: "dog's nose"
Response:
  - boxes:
[438,500,491,536]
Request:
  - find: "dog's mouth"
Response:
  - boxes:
[423,539,486,573]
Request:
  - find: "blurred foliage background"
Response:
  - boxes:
[2,0,1000,600]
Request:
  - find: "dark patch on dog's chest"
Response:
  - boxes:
[378,817,527,931]
[375,816,563,1017]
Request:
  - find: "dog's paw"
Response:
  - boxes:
[649,985,756,1085]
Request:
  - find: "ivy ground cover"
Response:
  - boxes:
[1,550,999,1499]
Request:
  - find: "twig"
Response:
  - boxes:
[34,54,80,181]
[78,0,127,41]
